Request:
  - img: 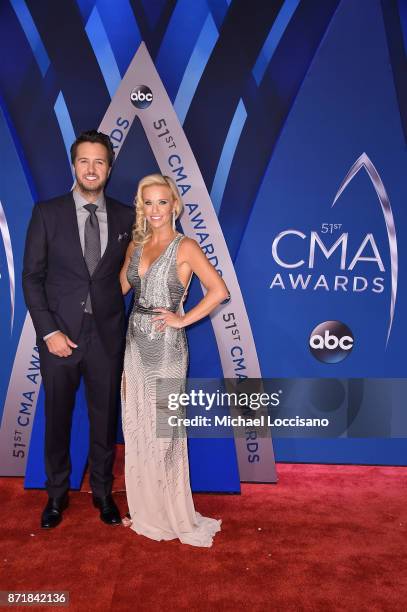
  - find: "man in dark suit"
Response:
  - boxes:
[22,130,134,528]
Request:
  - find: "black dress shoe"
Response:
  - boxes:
[41,494,69,529]
[92,494,121,525]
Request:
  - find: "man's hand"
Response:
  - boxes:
[45,332,78,357]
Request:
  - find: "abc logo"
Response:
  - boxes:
[130,85,153,109]
[309,321,354,363]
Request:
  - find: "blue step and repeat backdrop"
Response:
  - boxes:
[1,0,407,492]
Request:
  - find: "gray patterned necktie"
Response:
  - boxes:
[83,204,101,313]
[83,204,101,275]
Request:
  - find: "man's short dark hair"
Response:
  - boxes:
[70,130,115,167]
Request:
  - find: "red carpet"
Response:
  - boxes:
[1,449,406,611]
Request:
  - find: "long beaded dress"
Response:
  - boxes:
[121,233,221,547]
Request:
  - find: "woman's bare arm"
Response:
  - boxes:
[120,241,137,295]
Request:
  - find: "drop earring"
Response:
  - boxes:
[172,210,176,231]
[143,217,147,232]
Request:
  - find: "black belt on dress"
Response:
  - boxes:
[134,304,177,315]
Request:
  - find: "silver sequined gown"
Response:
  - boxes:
[122,233,221,547]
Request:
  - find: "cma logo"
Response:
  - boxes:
[270,153,398,346]
[270,230,385,296]
[272,231,384,271]
[130,85,153,109]
[309,321,354,363]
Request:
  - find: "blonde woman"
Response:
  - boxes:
[120,174,229,547]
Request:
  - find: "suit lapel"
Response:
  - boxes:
[63,192,90,278]
[92,197,116,276]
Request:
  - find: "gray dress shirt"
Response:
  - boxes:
[44,189,108,340]
[72,189,108,256]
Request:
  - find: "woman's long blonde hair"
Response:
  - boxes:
[132,174,183,245]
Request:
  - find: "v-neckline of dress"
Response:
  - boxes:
[138,233,179,280]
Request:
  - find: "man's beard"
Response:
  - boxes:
[75,175,108,196]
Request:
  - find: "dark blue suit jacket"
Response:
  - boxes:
[22,192,134,355]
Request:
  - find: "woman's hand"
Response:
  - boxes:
[151,308,185,331]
